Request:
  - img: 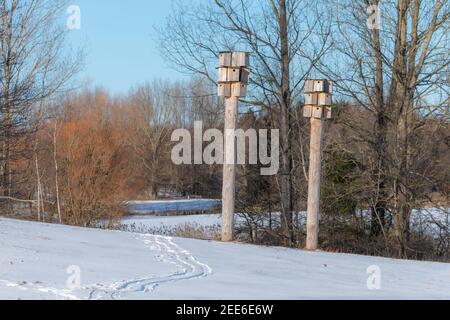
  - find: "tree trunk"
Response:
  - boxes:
[391,0,411,257]
[370,0,388,236]
[34,139,41,222]
[278,0,293,245]
[53,121,62,223]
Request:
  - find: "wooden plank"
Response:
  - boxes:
[222,96,239,242]
[231,83,247,97]
[219,52,232,67]
[314,80,329,93]
[303,105,313,118]
[312,106,323,119]
[239,69,250,83]
[305,93,318,105]
[227,68,240,82]
[324,106,333,119]
[328,81,334,94]
[218,68,229,82]
[231,52,249,67]
[306,117,324,250]
[218,83,231,97]
[318,93,332,106]
[305,80,315,93]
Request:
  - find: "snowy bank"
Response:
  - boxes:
[1,218,449,300]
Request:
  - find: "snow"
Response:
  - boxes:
[120,214,222,236]
[126,199,221,214]
[120,208,449,240]
[122,214,222,229]
[1,218,450,300]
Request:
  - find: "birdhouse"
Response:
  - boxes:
[312,106,323,119]
[227,68,241,82]
[218,83,231,97]
[231,83,247,97]
[324,106,333,119]
[218,68,229,82]
[217,51,250,98]
[318,93,332,106]
[240,69,250,83]
[305,93,318,105]
[303,105,313,118]
[328,81,334,94]
[231,52,249,68]
[219,52,232,67]
[314,80,331,93]
[305,80,315,93]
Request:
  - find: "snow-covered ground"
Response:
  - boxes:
[126,199,221,214]
[122,214,222,229]
[120,208,449,240]
[120,214,222,238]
[1,218,449,300]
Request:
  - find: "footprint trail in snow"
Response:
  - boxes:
[0,234,212,300]
[87,234,212,300]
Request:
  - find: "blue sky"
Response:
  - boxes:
[65,0,186,94]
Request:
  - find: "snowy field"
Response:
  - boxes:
[120,214,222,237]
[126,199,221,214]
[120,207,449,240]
[1,218,450,300]
[122,214,222,229]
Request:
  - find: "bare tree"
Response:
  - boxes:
[52,118,62,223]
[319,0,449,256]
[159,0,332,243]
[124,81,180,197]
[0,0,82,210]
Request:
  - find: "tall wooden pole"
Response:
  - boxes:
[303,80,333,251]
[222,96,238,242]
[306,117,324,250]
[218,51,249,242]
